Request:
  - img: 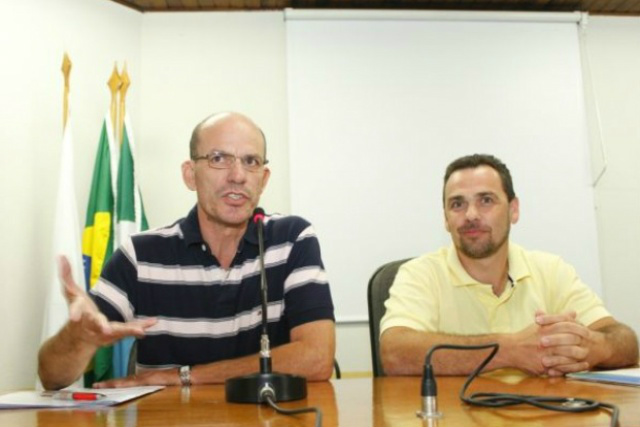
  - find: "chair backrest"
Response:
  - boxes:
[367,258,412,377]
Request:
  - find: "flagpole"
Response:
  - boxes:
[112,63,148,378]
[107,64,122,145]
[119,64,130,146]
[61,53,71,129]
[38,52,84,388]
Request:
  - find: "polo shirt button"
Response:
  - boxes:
[201,244,206,252]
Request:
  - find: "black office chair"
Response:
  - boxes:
[367,258,412,377]
[128,341,342,379]
[333,360,341,379]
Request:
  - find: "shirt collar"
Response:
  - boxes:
[505,243,530,284]
[243,217,259,247]
[180,205,265,251]
[181,206,204,246]
[447,242,531,286]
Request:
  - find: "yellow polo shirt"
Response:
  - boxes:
[380,243,610,336]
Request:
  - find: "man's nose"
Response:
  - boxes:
[465,204,479,221]
[226,159,247,182]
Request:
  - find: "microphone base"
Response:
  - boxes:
[225,372,307,403]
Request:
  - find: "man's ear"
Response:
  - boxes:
[182,160,197,191]
[509,197,520,225]
[258,167,271,195]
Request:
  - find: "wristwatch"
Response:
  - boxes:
[179,365,191,386]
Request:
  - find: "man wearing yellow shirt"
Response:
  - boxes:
[380,154,638,377]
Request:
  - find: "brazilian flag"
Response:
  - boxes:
[82,115,117,386]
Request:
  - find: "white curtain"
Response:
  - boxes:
[286,10,601,321]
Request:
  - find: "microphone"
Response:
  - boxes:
[254,207,272,375]
[253,207,265,223]
[416,343,499,420]
[417,362,441,419]
[225,207,307,403]
[419,344,619,426]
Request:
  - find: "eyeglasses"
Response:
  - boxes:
[192,150,268,172]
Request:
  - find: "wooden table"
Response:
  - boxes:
[1,376,637,426]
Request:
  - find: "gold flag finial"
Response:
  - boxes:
[118,63,130,146]
[61,53,72,129]
[107,63,122,142]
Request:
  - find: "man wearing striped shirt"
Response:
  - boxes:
[38,112,335,389]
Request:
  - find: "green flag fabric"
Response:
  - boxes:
[82,114,117,386]
[113,114,148,377]
[116,114,148,243]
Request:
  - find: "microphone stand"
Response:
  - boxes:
[225,211,307,403]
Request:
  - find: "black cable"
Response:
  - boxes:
[263,393,323,427]
[423,344,620,427]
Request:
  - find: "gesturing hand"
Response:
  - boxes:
[58,255,156,348]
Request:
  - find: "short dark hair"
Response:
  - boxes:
[189,112,267,160]
[443,154,516,202]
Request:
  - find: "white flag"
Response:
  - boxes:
[38,117,85,388]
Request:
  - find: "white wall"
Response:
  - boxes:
[137,12,289,226]
[287,15,601,322]
[0,5,638,390]
[0,0,142,391]
[586,16,640,338]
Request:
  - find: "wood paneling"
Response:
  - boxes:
[107,0,640,13]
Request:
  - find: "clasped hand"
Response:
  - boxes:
[535,310,593,376]
[515,309,594,377]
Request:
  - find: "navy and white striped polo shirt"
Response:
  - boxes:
[91,206,334,370]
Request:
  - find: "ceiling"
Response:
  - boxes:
[109,0,640,14]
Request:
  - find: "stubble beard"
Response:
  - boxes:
[458,225,510,259]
